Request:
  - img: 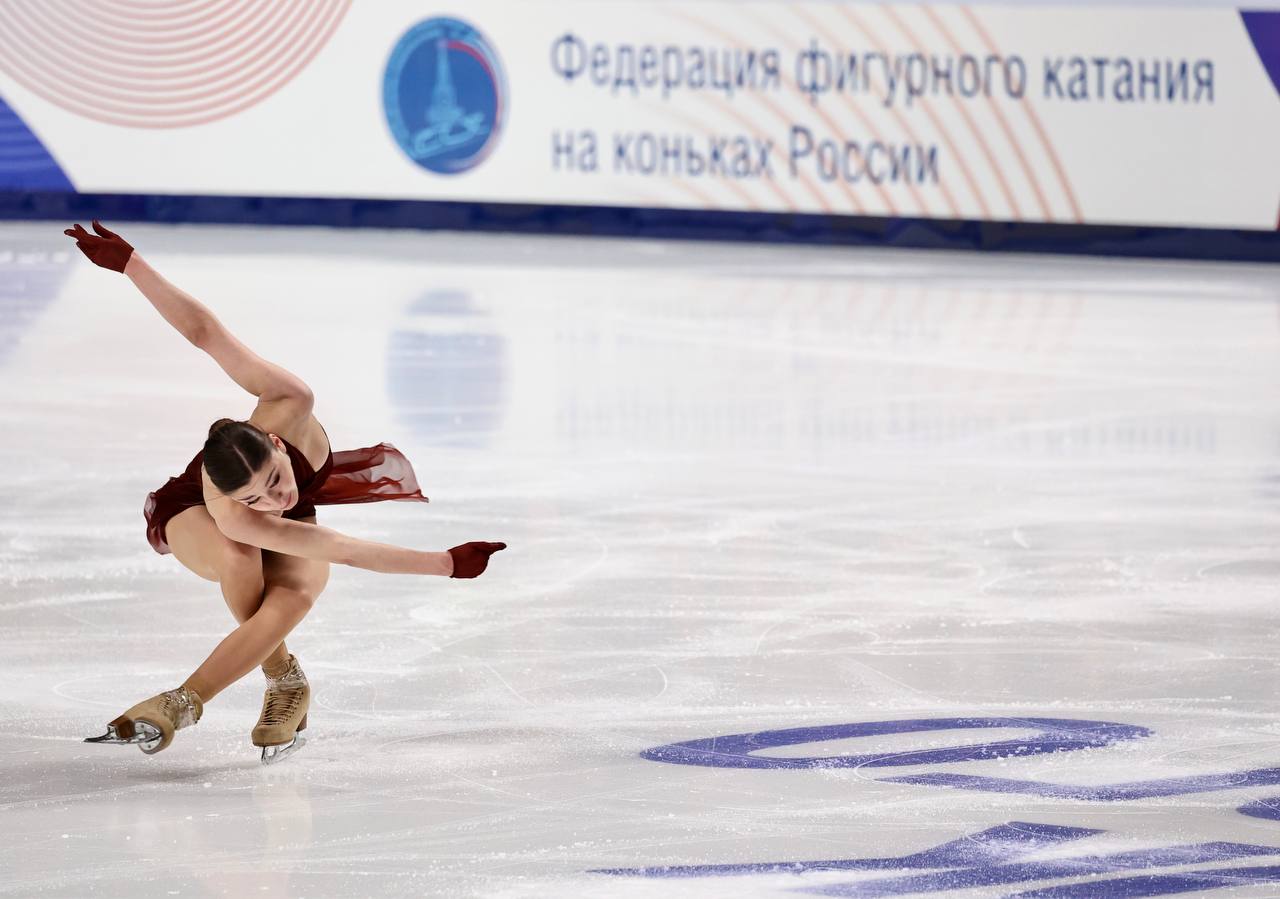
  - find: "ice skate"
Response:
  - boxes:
[253,653,309,765]
[85,685,203,755]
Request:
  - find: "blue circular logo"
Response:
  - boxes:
[383,18,506,175]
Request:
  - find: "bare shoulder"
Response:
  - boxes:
[198,471,239,522]
[248,401,330,472]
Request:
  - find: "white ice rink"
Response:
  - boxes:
[4,222,1280,897]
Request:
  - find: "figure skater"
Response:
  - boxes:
[66,221,506,763]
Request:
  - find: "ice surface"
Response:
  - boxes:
[3,222,1280,896]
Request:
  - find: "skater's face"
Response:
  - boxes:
[230,434,298,512]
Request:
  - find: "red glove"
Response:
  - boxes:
[448,542,507,578]
[63,220,134,273]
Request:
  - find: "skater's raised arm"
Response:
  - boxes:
[63,221,312,403]
[209,501,505,578]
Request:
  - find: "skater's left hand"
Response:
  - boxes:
[63,220,134,273]
[448,541,507,578]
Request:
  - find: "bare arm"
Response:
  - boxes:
[122,254,214,346]
[66,222,311,402]
[211,501,454,575]
[125,255,312,401]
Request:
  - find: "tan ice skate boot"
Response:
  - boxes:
[253,653,309,764]
[85,686,203,755]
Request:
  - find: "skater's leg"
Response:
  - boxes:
[166,504,289,672]
[180,547,330,702]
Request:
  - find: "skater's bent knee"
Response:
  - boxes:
[262,584,317,617]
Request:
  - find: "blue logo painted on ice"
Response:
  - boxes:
[608,716,1280,894]
[383,17,506,175]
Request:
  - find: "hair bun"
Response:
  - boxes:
[202,418,274,493]
[207,418,238,439]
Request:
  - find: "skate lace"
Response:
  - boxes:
[262,666,307,725]
[160,687,201,729]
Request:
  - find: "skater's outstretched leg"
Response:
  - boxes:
[181,577,326,702]
[83,579,315,757]
[182,543,329,702]
[166,503,290,673]
[87,526,327,757]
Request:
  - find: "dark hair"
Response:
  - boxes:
[204,419,274,494]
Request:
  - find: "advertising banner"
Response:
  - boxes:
[0,1,1277,230]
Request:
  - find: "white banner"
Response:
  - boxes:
[0,1,1276,230]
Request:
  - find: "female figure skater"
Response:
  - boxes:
[66,221,506,763]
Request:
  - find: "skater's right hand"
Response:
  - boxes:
[63,220,134,273]
[447,541,507,578]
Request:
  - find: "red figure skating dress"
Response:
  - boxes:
[143,435,428,555]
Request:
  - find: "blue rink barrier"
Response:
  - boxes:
[2,190,1278,263]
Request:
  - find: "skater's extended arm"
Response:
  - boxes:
[63,221,311,402]
[129,257,312,401]
[214,504,506,578]
[211,502,455,575]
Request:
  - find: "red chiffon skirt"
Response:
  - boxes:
[144,441,428,555]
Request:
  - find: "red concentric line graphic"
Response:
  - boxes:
[0,0,351,129]
[669,6,844,214]
[959,6,1082,223]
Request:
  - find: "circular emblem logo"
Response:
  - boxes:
[383,18,506,175]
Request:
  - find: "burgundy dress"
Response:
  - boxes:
[144,435,429,555]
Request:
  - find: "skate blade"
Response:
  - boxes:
[260,734,306,766]
[84,722,163,753]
